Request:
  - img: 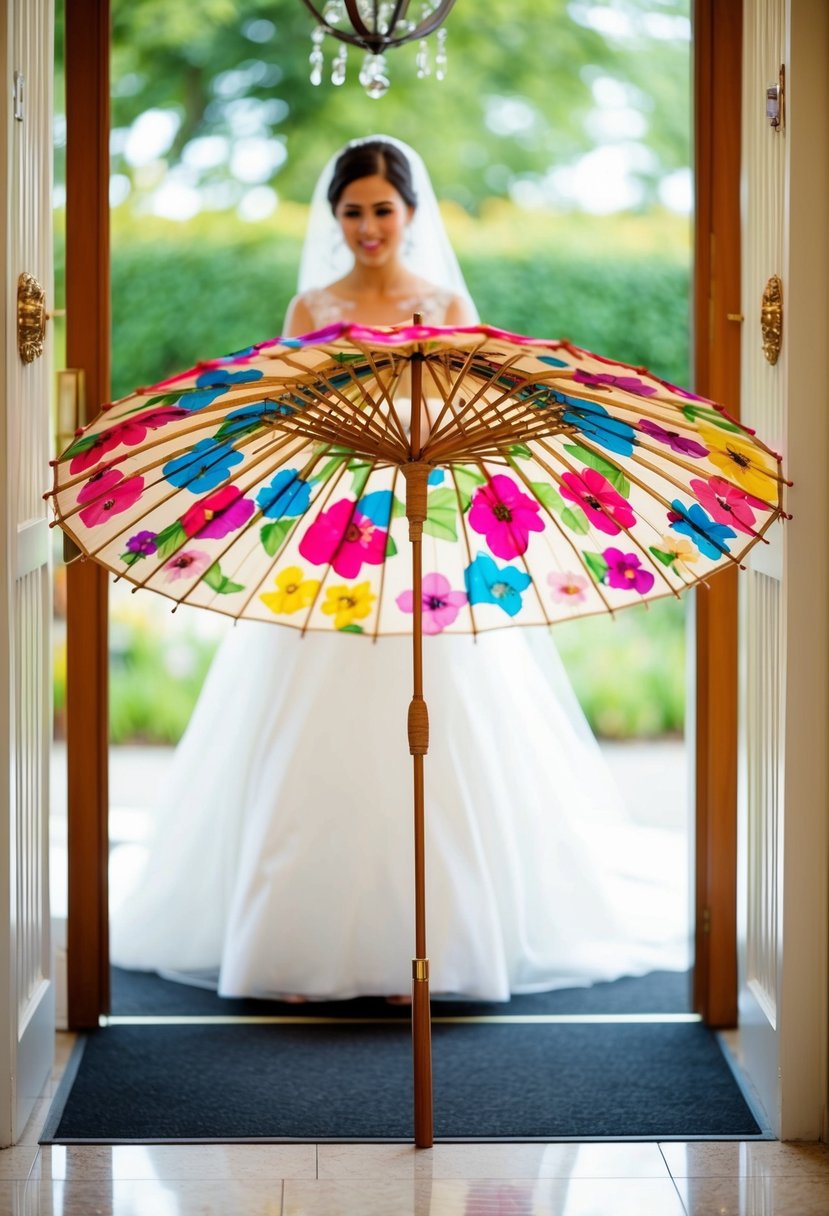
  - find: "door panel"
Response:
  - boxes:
[0,0,56,1145]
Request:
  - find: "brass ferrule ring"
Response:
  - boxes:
[412,958,430,981]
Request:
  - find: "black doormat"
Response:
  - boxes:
[111,965,692,1017]
[43,1021,763,1143]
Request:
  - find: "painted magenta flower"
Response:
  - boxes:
[298,498,388,578]
[602,547,655,594]
[547,570,589,604]
[638,418,709,459]
[180,485,255,540]
[464,553,532,617]
[689,476,768,535]
[256,469,312,519]
[668,500,736,559]
[67,405,188,475]
[574,369,658,397]
[163,439,243,494]
[162,549,211,582]
[76,468,145,528]
[468,475,544,560]
[125,530,157,556]
[697,424,778,500]
[321,581,376,630]
[396,573,468,634]
[559,468,635,536]
[260,566,320,616]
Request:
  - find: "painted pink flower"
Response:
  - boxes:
[547,571,589,604]
[68,406,189,474]
[162,549,211,582]
[574,369,658,397]
[298,498,388,578]
[76,467,145,528]
[180,485,255,540]
[603,547,655,594]
[396,573,468,634]
[689,476,768,535]
[559,468,636,536]
[468,475,544,560]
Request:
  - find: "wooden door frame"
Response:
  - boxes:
[64,0,743,1028]
[692,0,742,1027]
[65,0,111,1029]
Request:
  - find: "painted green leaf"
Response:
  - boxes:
[154,521,186,562]
[119,549,143,567]
[349,462,372,498]
[453,465,486,504]
[682,404,743,433]
[582,550,608,584]
[560,507,590,535]
[564,443,630,497]
[424,487,459,542]
[650,546,678,567]
[385,535,398,558]
[339,622,364,633]
[530,481,565,514]
[261,518,294,557]
[391,494,406,519]
[509,443,532,460]
[204,562,244,595]
[311,455,348,485]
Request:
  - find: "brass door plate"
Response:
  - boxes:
[18,271,46,362]
[761,274,783,365]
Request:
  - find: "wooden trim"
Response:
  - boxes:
[692,0,742,1027]
[65,0,111,1028]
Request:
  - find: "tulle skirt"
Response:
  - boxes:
[110,623,689,1001]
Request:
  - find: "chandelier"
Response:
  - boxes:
[299,0,457,97]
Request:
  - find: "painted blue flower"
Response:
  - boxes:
[218,400,294,439]
[537,354,570,368]
[174,367,265,413]
[162,439,243,493]
[428,468,445,486]
[464,553,532,617]
[561,396,636,457]
[357,490,393,528]
[669,500,736,559]
[256,469,312,519]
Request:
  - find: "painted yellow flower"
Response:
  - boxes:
[698,425,777,500]
[260,565,320,616]
[658,534,700,576]
[321,581,376,630]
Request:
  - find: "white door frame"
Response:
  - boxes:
[0,0,56,1146]
[737,0,829,1141]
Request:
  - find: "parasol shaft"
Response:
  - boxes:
[405,326,433,1149]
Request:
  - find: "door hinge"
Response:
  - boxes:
[701,906,712,935]
[13,70,24,122]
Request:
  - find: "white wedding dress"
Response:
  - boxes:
[110,619,689,1001]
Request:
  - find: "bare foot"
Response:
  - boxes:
[386,994,412,1006]
[281,994,310,1004]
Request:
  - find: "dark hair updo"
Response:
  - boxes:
[327,140,418,212]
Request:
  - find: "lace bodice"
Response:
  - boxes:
[301,286,454,329]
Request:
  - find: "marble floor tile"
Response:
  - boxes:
[318,1141,671,1181]
[676,1174,829,1215]
[15,1178,285,1215]
[661,1139,829,1178]
[0,1146,38,1181]
[283,1176,687,1215]
[15,1100,52,1148]
[34,1142,316,1181]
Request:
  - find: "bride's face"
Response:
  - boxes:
[334,174,414,269]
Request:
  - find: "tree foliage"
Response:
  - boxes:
[104,0,691,210]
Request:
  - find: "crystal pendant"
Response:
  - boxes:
[360,52,390,98]
[416,38,431,79]
[309,26,325,86]
[322,0,345,25]
[331,44,348,86]
[435,28,447,80]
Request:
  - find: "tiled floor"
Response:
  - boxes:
[2,1033,828,1214]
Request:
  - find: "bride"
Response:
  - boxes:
[110,135,688,1002]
